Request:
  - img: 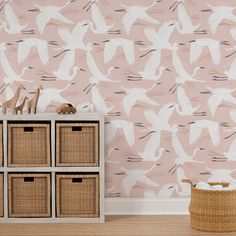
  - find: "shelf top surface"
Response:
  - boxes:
[0,112,104,121]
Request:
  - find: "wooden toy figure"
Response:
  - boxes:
[56,103,77,114]
[2,84,25,115]
[27,84,43,114]
[15,97,29,114]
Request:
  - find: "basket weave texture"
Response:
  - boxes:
[0,124,2,166]
[8,173,51,217]
[0,124,2,167]
[183,179,236,232]
[8,123,51,167]
[56,123,99,166]
[56,174,99,217]
[0,173,3,217]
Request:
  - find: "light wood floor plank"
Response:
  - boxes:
[0,216,235,236]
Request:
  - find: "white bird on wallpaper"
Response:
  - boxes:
[121,165,159,196]
[223,138,236,161]
[140,104,176,154]
[189,120,221,146]
[138,147,167,162]
[87,50,117,83]
[89,3,114,34]
[103,38,135,65]
[76,102,94,113]
[34,1,73,34]
[144,183,176,198]
[91,86,114,113]
[207,5,236,34]
[38,84,71,111]
[121,84,159,116]
[175,167,190,197]
[224,58,236,80]
[171,125,203,166]
[175,86,200,116]
[175,1,200,34]
[121,1,160,34]
[52,50,83,81]
[57,20,90,51]
[106,147,120,164]
[144,21,176,52]
[1,80,14,100]
[138,51,166,81]
[230,27,236,41]
[17,38,49,65]
[106,120,135,146]
[0,43,32,84]
[229,110,236,123]
[1,2,28,34]
[206,168,236,183]
[207,87,236,116]
[172,50,204,89]
[85,49,118,91]
[145,104,176,133]
[189,38,222,65]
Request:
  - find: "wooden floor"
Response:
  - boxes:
[0,216,235,236]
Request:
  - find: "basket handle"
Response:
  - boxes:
[182,179,193,187]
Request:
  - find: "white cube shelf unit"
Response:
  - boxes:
[0,113,104,223]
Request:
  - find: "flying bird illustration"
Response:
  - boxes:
[31,1,73,34]
[121,2,160,34]
[207,4,236,34]
[207,87,236,116]
[103,38,135,65]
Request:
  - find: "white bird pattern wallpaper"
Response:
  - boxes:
[1,0,236,198]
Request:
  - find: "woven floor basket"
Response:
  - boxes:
[183,179,236,232]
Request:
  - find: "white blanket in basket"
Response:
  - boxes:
[196,182,236,190]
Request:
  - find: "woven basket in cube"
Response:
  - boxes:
[8,123,50,167]
[0,173,3,217]
[0,124,2,167]
[56,174,99,217]
[8,173,51,217]
[56,123,99,166]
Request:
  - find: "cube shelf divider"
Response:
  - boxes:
[0,113,104,223]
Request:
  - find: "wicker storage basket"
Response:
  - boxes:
[56,174,99,217]
[8,173,51,217]
[0,173,3,217]
[0,123,2,167]
[8,123,51,167]
[0,123,3,166]
[183,179,236,232]
[56,123,99,166]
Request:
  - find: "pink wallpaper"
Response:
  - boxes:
[1,0,236,198]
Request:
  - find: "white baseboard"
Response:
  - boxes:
[105,198,190,215]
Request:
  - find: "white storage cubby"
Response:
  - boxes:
[0,113,104,223]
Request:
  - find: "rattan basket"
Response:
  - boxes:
[183,179,236,232]
[56,174,99,217]
[56,123,99,166]
[0,173,3,217]
[8,123,51,167]
[8,173,51,217]
[0,123,2,167]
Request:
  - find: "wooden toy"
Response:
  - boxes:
[2,84,25,115]
[15,97,29,114]
[27,84,43,114]
[56,103,77,114]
